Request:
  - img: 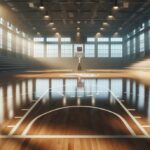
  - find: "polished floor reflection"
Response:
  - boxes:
[1,76,150,149]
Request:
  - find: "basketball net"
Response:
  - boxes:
[75,51,83,63]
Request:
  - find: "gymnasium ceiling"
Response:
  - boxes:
[1,0,150,41]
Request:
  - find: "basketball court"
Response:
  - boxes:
[1,70,150,150]
[1,0,150,149]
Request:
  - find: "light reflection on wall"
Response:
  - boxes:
[63,96,67,106]
[77,79,84,98]
[126,79,130,101]
[51,79,63,98]
[7,85,14,119]
[147,90,150,122]
[28,80,33,102]
[84,79,96,97]
[16,83,21,108]
[35,79,49,99]
[97,79,109,99]
[132,81,136,105]
[77,97,81,105]
[65,79,77,97]
[111,79,122,98]
[138,84,145,111]
[92,96,96,106]
[22,81,26,104]
[0,78,150,123]
[0,87,4,123]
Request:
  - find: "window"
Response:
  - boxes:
[87,37,95,42]
[98,38,109,42]
[111,38,123,42]
[16,36,20,52]
[111,79,122,98]
[7,22,13,30]
[127,41,130,55]
[148,20,150,27]
[34,37,44,42]
[61,44,73,57]
[111,44,122,57]
[51,79,63,98]
[27,41,31,56]
[84,79,96,96]
[7,32,12,51]
[34,44,44,57]
[47,37,58,42]
[65,79,77,97]
[139,33,145,52]
[22,39,26,54]
[22,32,26,38]
[61,38,71,42]
[98,44,109,57]
[149,30,150,49]
[84,44,95,57]
[127,34,130,39]
[133,38,136,54]
[16,28,20,34]
[47,44,58,57]
[0,18,4,24]
[138,84,145,110]
[139,23,145,31]
[0,28,2,48]
[35,79,49,99]
[132,29,136,36]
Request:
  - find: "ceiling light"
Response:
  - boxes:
[77,27,80,31]
[44,11,50,19]
[113,6,119,10]
[11,7,18,12]
[37,32,41,35]
[103,22,109,26]
[113,0,119,10]
[77,32,80,37]
[32,27,36,30]
[52,27,56,31]
[113,32,119,36]
[108,14,114,19]
[39,0,45,10]
[77,21,81,24]
[48,22,54,26]
[28,2,34,8]
[96,32,101,37]
[100,28,104,31]
[123,2,129,8]
[55,32,61,37]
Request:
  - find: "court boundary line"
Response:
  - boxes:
[8,85,65,136]
[22,106,135,136]
[6,84,149,137]
[1,135,150,139]
[109,90,149,136]
[8,89,50,136]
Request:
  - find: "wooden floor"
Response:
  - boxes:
[1,69,150,149]
[1,138,150,150]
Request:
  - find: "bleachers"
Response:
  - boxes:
[0,51,46,71]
